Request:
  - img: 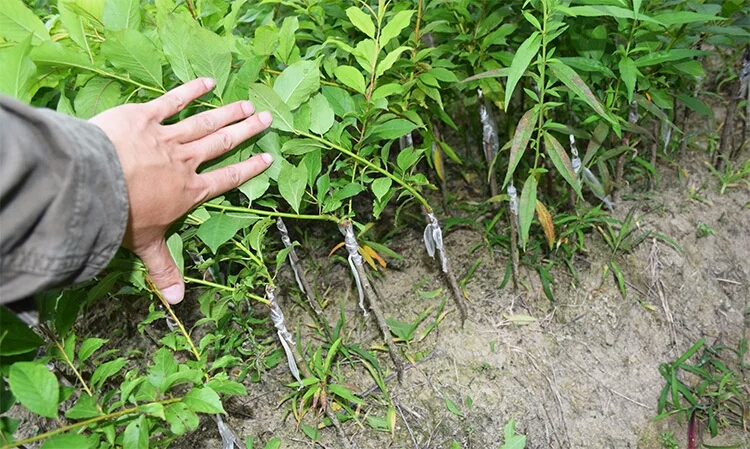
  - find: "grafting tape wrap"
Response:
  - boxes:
[569,134,614,211]
[423,213,448,273]
[478,88,500,158]
[338,222,368,316]
[507,182,519,230]
[276,218,305,293]
[266,285,303,388]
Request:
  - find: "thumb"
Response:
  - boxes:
[138,240,185,304]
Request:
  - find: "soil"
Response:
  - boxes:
[169,149,749,449]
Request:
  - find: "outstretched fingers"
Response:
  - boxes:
[197,153,274,202]
[183,110,273,163]
[148,78,216,122]
[165,100,256,144]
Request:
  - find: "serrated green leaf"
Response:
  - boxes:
[196,214,250,254]
[239,172,270,204]
[102,0,140,31]
[543,132,581,197]
[308,93,334,135]
[39,434,88,449]
[0,306,43,356]
[371,178,392,201]
[186,27,231,99]
[372,118,418,140]
[0,0,50,44]
[346,6,375,38]
[8,362,59,418]
[375,45,410,78]
[159,13,195,84]
[248,83,294,132]
[503,107,538,189]
[504,31,540,110]
[380,10,414,44]
[74,77,122,119]
[183,386,225,414]
[78,338,108,363]
[274,60,320,110]
[102,29,163,89]
[30,41,92,71]
[518,175,538,251]
[0,36,36,103]
[334,65,366,94]
[277,160,307,213]
[123,415,148,449]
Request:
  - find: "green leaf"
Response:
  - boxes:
[102,0,140,31]
[633,49,708,68]
[187,27,232,99]
[276,16,299,64]
[653,11,727,26]
[281,138,325,155]
[543,132,581,197]
[102,29,163,88]
[307,93,335,135]
[248,83,294,132]
[618,56,638,104]
[123,415,148,449]
[30,41,93,71]
[372,118,418,140]
[380,10,414,44]
[166,233,184,276]
[371,178,392,201]
[74,77,122,119]
[196,214,249,253]
[556,5,659,23]
[239,172,270,204]
[334,65,366,95]
[58,1,87,50]
[164,402,199,435]
[375,46,410,78]
[78,338,108,363]
[0,0,50,44]
[346,6,375,38]
[504,31,541,110]
[274,60,320,110]
[518,175,538,251]
[548,60,616,127]
[328,384,366,405]
[445,397,463,417]
[252,24,279,57]
[0,306,43,356]
[65,394,101,419]
[277,160,308,213]
[0,36,37,103]
[183,386,225,414]
[503,107,539,189]
[40,434,88,449]
[91,357,127,390]
[8,362,59,418]
[247,217,273,253]
[159,13,196,84]
[263,438,281,449]
[499,418,527,449]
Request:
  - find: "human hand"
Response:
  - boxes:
[90,78,273,304]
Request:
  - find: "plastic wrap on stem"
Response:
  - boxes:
[338,223,368,316]
[266,285,303,387]
[423,213,448,273]
[276,218,305,293]
[507,182,520,230]
[478,88,500,159]
[570,135,582,176]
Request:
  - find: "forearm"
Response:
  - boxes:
[0,96,129,304]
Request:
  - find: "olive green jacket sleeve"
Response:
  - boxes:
[0,96,129,304]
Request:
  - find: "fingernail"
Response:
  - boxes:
[241,101,254,115]
[203,78,216,90]
[261,152,274,165]
[258,110,273,126]
[161,284,184,304]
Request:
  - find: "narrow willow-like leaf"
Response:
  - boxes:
[375,46,410,78]
[503,107,539,189]
[248,83,294,132]
[535,199,555,249]
[652,11,727,26]
[556,5,660,23]
[633,49,709,68]
[518,174,537,251]
[548,60,616,127]
[618,56,638,103]
[0,0,50,44]
[504,31,540,110]
[543,132,581,197]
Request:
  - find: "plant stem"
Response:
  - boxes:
[146,278,201,361]
[4,398,181,449]
[183,276,270,304]
[202,202,340,223]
